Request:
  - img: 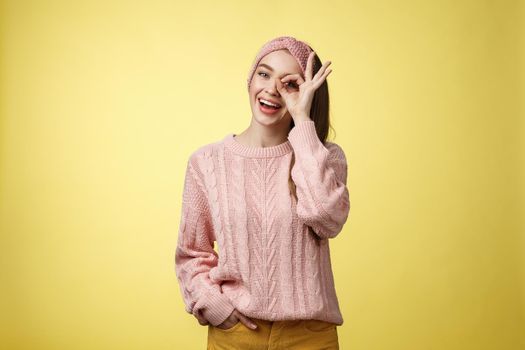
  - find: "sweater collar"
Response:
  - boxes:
[224,133,293,158]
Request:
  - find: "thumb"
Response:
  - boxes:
[234,310,258,330]
[275,79,288,98]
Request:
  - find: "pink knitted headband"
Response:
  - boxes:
[246,36,314,91]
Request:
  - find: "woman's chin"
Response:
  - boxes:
[253,111,287,126]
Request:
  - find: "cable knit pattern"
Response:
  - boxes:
[174,120,350,327]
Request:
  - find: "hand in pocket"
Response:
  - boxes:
[216,309,258,330]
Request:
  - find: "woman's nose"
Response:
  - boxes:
[265,78,280,95]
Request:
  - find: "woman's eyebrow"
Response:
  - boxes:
[258,63,274,71]
[258,63,297,76]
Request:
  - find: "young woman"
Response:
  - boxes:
[175,36,350,350]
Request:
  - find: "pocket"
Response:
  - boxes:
[301,319,337,333]
[213,320,243,332]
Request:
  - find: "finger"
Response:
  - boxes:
[195,313,209,325]
[313,60,331,82]
[280,74,301,83]
[275,78,288,96]
[305,51,315,81]
[215,317,235,329]
[194,313,207,324]
[312,68,332,89]
[281,75,305,87]
[236,313,258,329]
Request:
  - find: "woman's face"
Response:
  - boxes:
[249,49,303,128]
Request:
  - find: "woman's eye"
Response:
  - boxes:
[258,72,268,78]
[286,82,298,88]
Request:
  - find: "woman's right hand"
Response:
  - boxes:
[216,309,258,330]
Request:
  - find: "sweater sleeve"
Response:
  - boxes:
[174,154,235,326]
[287,120,351,239]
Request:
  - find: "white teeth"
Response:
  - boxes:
[260,99,280,108]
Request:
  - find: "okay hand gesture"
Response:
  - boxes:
[276,52,332,121]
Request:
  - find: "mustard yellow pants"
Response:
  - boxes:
[207,318,339,350]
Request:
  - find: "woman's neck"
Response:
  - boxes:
[234,122,291,148]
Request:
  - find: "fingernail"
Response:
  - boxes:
[250,323,257,329]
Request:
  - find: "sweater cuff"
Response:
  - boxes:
[200,289,236,326]
[287,120,329,155]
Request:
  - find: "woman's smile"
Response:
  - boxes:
[258,97,283,115]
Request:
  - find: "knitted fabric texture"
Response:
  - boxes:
[246,36,314,91]
[174,120,351,327]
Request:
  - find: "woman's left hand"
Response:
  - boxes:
[276,51,332,122]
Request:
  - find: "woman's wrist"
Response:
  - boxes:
[292,114,312,123]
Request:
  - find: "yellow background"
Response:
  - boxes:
[1,0,524,349]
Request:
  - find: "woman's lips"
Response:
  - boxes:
[259,102,281,115]
[258,98,282,115]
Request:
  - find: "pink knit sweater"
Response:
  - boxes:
[174,120,350,327]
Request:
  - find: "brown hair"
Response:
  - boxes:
[287,50,335,202]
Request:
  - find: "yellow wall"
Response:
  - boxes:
[1,0,523,349]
